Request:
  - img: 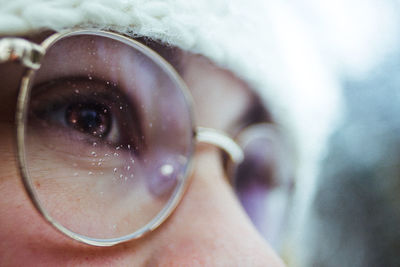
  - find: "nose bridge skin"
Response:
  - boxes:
[144,148,285,266]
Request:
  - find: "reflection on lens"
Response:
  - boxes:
[23,32,194,240]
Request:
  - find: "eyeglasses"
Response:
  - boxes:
[0,30,244,246]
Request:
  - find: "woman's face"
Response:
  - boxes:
[0,32,284,266]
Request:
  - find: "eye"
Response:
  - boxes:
[28,77,144,154]
[66,102,111,138]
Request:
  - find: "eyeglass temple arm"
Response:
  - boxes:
[0,38,44,69]
[195,127,244,164]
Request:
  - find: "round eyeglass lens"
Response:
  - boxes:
[22,32,194,241]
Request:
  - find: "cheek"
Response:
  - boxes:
[0,144,138,266]
[0,124,56,263]
[0,124,47,262]
[0,124,85,264]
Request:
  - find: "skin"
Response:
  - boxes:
[0,33,285,266]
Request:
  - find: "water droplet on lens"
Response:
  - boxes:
[92,142,97,147]
[160,164,174,176]
[127,144,131,149]
[113,168,117,172]
[124,176,128,181]
[88,75,93,80]
[119,174,123,178]
[106,81,110,85]
[116,146,120,150]
[127,165,131,171]
[91,151,97,157]
[178,156,188,164]
[119,106,123,110]
[97,162,102,166]
[74,89,80,94]
[88,171,93,175]
[114,152,119,157]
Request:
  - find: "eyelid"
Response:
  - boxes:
[31,76,138,116]
[231,94,272,137]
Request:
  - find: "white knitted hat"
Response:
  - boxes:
[2,0,399,263]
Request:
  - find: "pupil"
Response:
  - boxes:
[66,103,111,138]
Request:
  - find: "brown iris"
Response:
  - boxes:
[66,102,111,138]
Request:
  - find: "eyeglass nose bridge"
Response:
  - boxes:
[0,38,44,69]
[195,127,244,164]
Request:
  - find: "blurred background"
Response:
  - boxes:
[293,1,400,266]
[234,1,400,266]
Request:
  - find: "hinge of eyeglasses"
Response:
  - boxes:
[0,38,44,70]
[195,127,244,164]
